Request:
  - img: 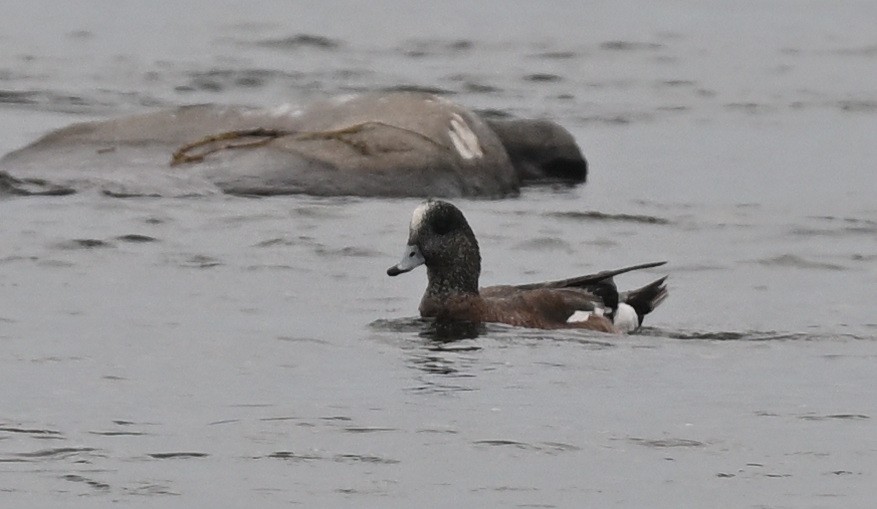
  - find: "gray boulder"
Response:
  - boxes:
[0,92,586,198]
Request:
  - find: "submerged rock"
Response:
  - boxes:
[0,92,587,198]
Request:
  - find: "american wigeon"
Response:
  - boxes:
[0,92,586,198]
[387,200,668,333]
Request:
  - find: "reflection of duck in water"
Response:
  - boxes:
[388,200,668,333]
[0,92,587,198]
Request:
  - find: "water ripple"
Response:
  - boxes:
[473,440,581,454]
[628,437,706,448]
[545,210,670,225]
[645,327,874,341]
[264,451,399,464]
[254,34,341,50]
[750,254,846,271]
[147,452,209,459]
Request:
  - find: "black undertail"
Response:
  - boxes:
[622,276,669,326]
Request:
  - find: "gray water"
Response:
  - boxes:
[1,1,876,507]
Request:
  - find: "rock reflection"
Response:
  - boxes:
[407,323,483,394]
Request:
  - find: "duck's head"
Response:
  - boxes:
[387,200,481,294]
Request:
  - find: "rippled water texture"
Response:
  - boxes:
[1,1,876,507]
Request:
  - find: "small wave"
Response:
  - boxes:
[0,90,39,105]
[178,68,304,93]
[15,447,100,459]
[628,437,706,448]
[791,227,877,237]
[342,426,397,434]
[461,81,501,94]
[124,482,180,497]
[577,113,654,125]
[523,73,562,83]
[334,453,400,464]
[830,45,877,57]
[62,474,110,491]
[638,328,866,341]
[397,38,476,58]
[0,255,38,266]
[599,41,664,51]
[796,216,877,236]
[276,335,331,345]
[165,254,222,269]
[113,420,144,426]
[255,34,341,50]
[147,452,209,459]
[379,84,456,96]
[115,234,158,243]
[253,416,297,424]
[752,254,846,271]
[0,426,63,436]
[371,317,615,346]
[0,89,146,115]
[55,239,114,250]
[724,102,772,114]
[473,439,581,454]
[253,237,293,248]
[0,90,96,110]
[529,51,580,60]
[0,171,75,196]
[88,430,146,436]
[265,451,321,461]
[313,245,382,258]
[837,100,877,112]
[264,451,399,464]
[545,210,670,225]
[798,413,869,421]
[670,263,727,272]
[512,237,574,253]
[656,79,697,88]
[374,317,858,345]
[488,326,615,347]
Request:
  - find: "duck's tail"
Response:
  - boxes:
[515,261,667,291]
[513,261,668,332]
[621,276,668,327]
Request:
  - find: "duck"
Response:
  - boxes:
[386,199,668,333]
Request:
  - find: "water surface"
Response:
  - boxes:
[1,1,875,507]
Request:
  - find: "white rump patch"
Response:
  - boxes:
[410,201,431,232]
[448,113,483,160]
[566,310,592,323]
[567,307,607,323]
[613,303,639,333]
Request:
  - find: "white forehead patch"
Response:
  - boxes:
[448,113,483,160]
[410,201,431,232]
